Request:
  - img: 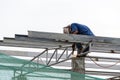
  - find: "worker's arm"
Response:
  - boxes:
[71,30,78,34]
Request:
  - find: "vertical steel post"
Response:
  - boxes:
[71,57,85,80]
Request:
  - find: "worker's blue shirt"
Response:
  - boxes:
[71,23,94,36]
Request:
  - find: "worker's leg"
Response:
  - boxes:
[76,43,83,54]
[82,46,89,53]
[76,43,90,57]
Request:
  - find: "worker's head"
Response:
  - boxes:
[63,25,71,34]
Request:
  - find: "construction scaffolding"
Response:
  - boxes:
[0,31,120,80]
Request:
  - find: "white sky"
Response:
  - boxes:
[0,0,120,79]
[0,0,120,39]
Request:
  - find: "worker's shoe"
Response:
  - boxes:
[77,52,88,57]
[71,53,87,58]
[77,54,86,57]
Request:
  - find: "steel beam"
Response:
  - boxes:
[0,50,120,70]
[28,31,120,45]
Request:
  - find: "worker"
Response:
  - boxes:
[63,23,95,57]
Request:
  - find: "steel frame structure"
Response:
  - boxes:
[0,31,120,79]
